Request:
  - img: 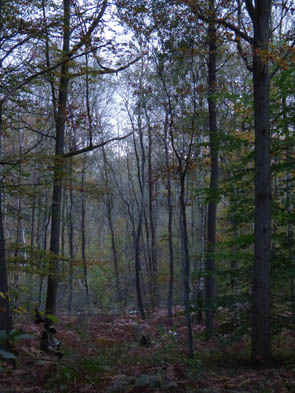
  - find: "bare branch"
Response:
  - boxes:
[63,132,133,158]
[244,0,255,23]
[216,17,253,43]
[235,36,253,72]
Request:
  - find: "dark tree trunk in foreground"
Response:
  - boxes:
[0,0,11,335]
[245,0,272,363]
[0,105,10,336]
[205,0,218,339]
[0,99,11,338]
[45,0,71,315]
[0,187,10,334]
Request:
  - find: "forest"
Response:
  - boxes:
[1,0,295,392]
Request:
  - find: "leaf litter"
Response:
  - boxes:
[0,309,295,392]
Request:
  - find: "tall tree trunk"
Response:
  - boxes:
[0,0,10,326]
[179,175,194,358]
[31,172,37,252]
[245,0,272,363]
[38,191,51,308]
[197,202,206,323]
[13,199,23,308]
[106,197,121,304]
[45,0,71,315]
[67,159,74,312]
[143,209,153,309]
[102,148,121,304]
[147,119,159,308]
[205,0,218,339]
[164,123,174,324]
[134,126,146,320]
[81,156,90,306]
[0,103,11,334]
[282,97,295,329]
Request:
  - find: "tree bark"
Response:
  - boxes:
[179,175,194,358]
[205,0,218,339]
[134,124,146,320]
[67,158,74,312]
[245,0,272,363]
[164,123,175,324]
[45,0,71,315]
[147,118,159,308]
[102,147,121,304]
[81,156,90,306]
[0,104,11,334]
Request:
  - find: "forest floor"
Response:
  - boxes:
[1,308,295,393]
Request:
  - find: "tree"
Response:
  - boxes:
[0,0,46,335]
[45,0,72,315]
[246,0,272,363]
[190,0,273,363]
[45,0,138,315]
[205,0,219,339]
[154,40,199,358]
[0,104,10,334]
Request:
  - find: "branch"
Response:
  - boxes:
[0,0,107,106]
[69,0,108,55]
[90,28,142,73]
[63,132,133,158]
[216,17,253,43]
[188,2,253,44]
[1,36,33,64]
[0,19,63,64]
[244,0,255,23]
[235,36,253,72]
[69,55,142,77]
[0,48,97,107]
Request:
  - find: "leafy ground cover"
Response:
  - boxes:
[1,309,295,393]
